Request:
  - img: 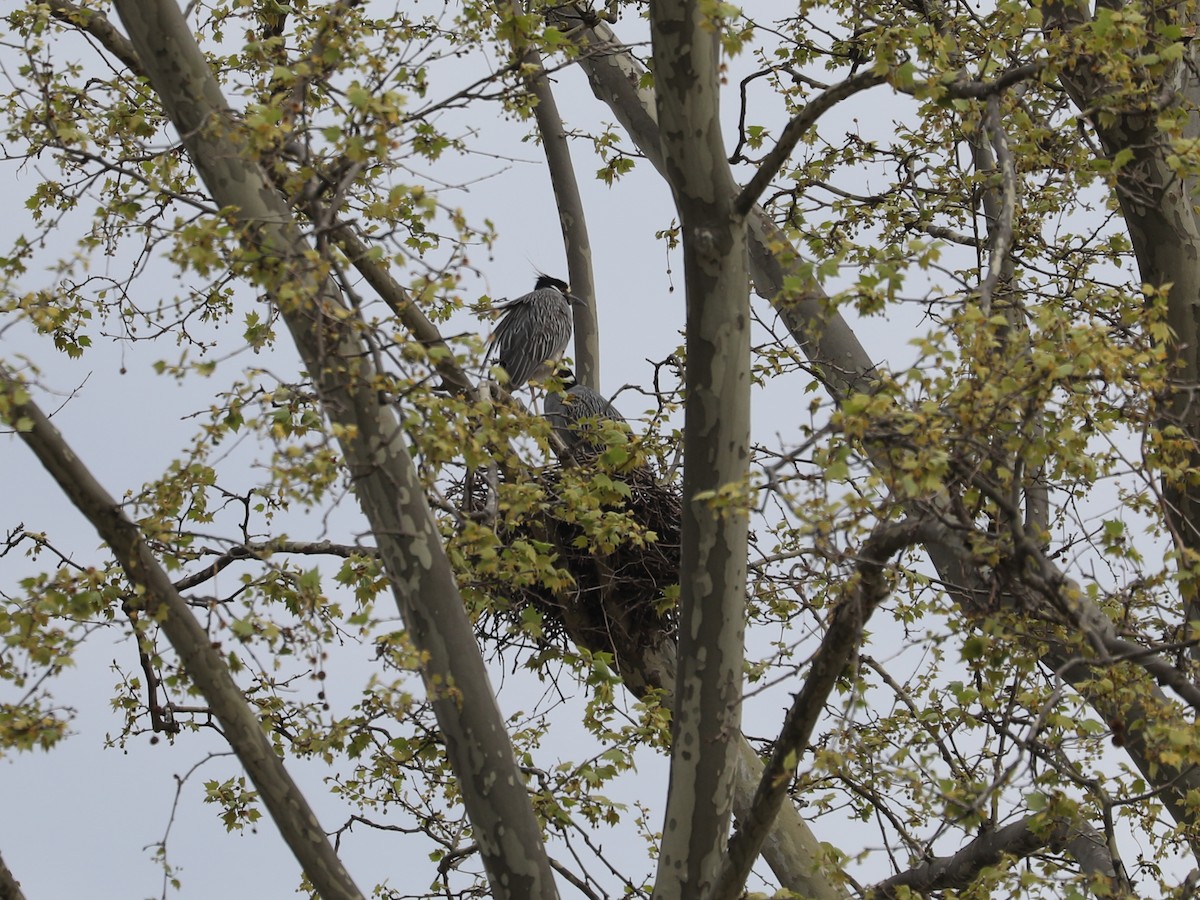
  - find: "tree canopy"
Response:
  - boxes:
[4,0,1200,897]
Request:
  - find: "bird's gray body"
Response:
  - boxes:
[545,368,626,453]
[488,275,581,388]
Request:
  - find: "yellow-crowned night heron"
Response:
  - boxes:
[544,367,627,453]
[486,275,584,389]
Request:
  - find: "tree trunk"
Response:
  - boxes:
[648,2,751,897]
[111,1,558,895]
[557,0,1200,855]
[1046,0,1200,648]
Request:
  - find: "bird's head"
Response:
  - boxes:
[534,274,588,307]
[535,274,570,294]
[549,365,578,391]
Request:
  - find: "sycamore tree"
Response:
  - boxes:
[4,0,1200,896]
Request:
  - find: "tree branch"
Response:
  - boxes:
[866,815,1119,898]
[977,95,1017,317]
[733,70,887,217]
[554,1,1200,855]
[970,94,1050,538]
[525,65,601,388]
[537,10,881,897]
[50,0,481,403]
[109,0,559,895]
[711,519,942,900]
[172,539,375,592]
[1046,0,1200,673]
[44,0,144,75]
[1104,636,1200,712]
[0,366,365,900]
[319,215,477,396]
[648,1,751,895]
[0,848,26,900]
[495,8,605,389]
[919,61,1050,100]
[730,736,851,899]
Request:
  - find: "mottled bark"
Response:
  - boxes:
[647,2,751,899]
[0,371,364,900]
[111,1,558,896]
[554,0,1200,862]
[1045,0,1200,647]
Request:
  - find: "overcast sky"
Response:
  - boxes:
[0,1,989,897]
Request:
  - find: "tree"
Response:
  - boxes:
[3,0,1200,896]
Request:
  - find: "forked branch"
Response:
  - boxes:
[866,814,1121,898]
[733,70,887,217]
[710,519,943,900]
[0,366,365,900]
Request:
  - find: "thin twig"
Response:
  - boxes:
[734,70,887,217]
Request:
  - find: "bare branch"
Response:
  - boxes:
[728,67,780,164]
[44,0,144,75]
[173,539,375,592]
[0,848,27,900]
[109,0,560,893]
[711,519,942,900]
[0,366,365,900]
[733,70,887,217]
[866,816,1119,898]
[549,857,604,900]
[907,219,981,246]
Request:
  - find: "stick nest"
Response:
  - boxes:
[455,461,680,660]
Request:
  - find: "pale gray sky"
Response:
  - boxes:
[0,1,1035,897]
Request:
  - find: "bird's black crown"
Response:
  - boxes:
[551,365,578,389]
[535,274,570,293]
